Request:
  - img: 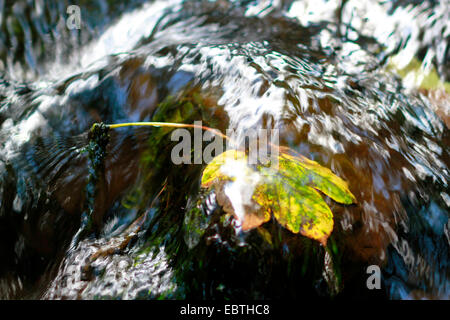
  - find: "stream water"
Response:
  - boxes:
[0,0,448,299]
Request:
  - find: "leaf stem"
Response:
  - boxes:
[105,122,230,140]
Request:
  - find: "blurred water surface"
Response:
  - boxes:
[0,0,448,299]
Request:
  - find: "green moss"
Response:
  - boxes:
[387,55,450,93]
[82,122,110,233]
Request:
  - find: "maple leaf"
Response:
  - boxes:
[200,149,356,246]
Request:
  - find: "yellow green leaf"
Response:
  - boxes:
[253,180,333,245]
[278,153,356,204]
[200,149,246,187]
[200,148,356,245]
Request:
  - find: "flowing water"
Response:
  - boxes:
[0,0,448,299]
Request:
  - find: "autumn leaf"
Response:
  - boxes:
[200,149,245,188]
[277,153,356,205]
[200,149,356,246]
